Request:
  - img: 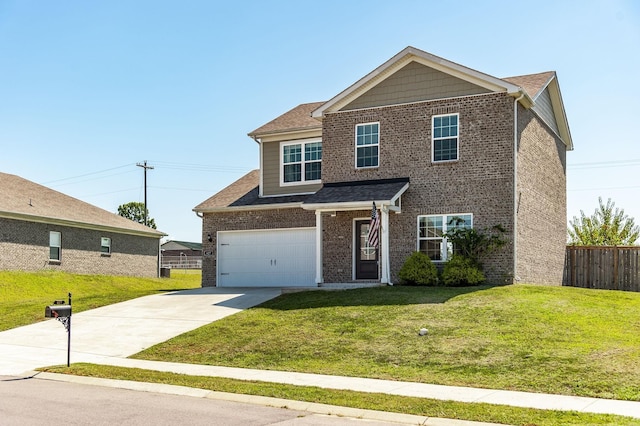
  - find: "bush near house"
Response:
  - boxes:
[398,251,438,286]
[441,255,485,286]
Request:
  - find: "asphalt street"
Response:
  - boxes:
[0,374,408,426]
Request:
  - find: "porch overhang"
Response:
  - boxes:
[301,177,409,212]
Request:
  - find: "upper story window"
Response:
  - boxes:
[417,214,472,261]
[49,231,61,261]
[101,237,111,255]
[432,113,459,162]
[281,140,322,185]
[355,122,379,168]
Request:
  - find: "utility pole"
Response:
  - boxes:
[136,161,154,226]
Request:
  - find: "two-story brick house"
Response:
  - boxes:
[194,46,572,287]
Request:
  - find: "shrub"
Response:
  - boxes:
[398,251,438,286]
[441,255,485,286]
[444,222,506,268]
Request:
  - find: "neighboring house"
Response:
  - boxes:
[0,172,166,277]
[161,240,202,268]
[161,240,203,256]
[194,46,572,288]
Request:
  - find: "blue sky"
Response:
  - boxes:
[1,0,639,242]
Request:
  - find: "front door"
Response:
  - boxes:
[355,220,378,280]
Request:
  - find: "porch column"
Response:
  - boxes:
[381,205,391,285]
[315,211,323,284]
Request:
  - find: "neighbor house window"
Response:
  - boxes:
[432,113,459,162]
[49,231,61,261]
[101,237,111,255]
[281,140,322,184]
[417,214,472,261]
[356,122,379,168]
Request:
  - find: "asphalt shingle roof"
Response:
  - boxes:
[304,178,410,205]
[193,170,310,211]
[248,102,324,137]
[0,172,165,237]
[502,71,555,100]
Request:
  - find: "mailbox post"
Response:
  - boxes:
[45,292,72,367]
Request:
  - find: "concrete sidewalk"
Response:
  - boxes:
[54,357,640,420]
[1,286,639,423]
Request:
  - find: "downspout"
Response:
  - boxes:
[513,91,525,283]
[252,136,264,197]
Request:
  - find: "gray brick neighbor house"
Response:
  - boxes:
[0,173,165,277]
[194,46,572,288]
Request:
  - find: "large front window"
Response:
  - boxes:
[282,140,322,184]
[356,122,379,168]
[432,113,459,162]
[418,214,472,261]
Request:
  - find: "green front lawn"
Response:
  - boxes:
[134,284,640,401]
[0,270,201,331]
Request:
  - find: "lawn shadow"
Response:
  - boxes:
[260,284,506,310]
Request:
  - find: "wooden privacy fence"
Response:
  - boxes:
[563,246,640,292]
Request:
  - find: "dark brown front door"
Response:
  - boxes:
[355,220,378,280]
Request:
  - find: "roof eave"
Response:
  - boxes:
[248,125,322,141]
[0,212,166,238]
[193,202,304,214]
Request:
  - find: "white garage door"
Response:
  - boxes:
[218,228,316,287]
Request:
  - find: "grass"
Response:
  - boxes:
[0,269,201,331]
[134,284,640,401]
[41,363,640,426]
[7,275,640,424]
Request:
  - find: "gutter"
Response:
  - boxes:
[513,91,525,283]
[0,212,166,238]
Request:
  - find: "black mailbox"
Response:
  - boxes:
[45,305,72,318]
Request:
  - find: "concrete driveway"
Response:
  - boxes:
[0,287,281,375]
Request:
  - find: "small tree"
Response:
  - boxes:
[117,201,157,229]
[444,222,506,267]
[568,197,639,246]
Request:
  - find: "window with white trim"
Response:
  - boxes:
[101,237,111,255]
[49,231,61,261]
[355,122,379,168]
[281,140,322,184]
[417,214,472,261]
[432,113,459,162]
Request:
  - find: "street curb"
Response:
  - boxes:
[33,372,505,426]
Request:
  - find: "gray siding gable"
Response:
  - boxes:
[532,87,559,134]
[341,61,491,111]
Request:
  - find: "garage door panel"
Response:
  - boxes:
[218,228,315,287]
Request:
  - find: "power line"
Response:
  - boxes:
[568,159,640,169]
[43,164,135,185]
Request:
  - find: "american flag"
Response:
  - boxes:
[367,202,380,248]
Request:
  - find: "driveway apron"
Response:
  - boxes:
[0,287,281,375]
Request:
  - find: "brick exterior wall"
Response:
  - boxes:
[322,93,516,283]
[515,106,567,284]
[0,217,160,277]
[202,92,568,287]
[201,208,316,286]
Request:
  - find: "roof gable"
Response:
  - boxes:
[504,72,573,150]
[312,46,529,118]
[0,173,165,237]
[341,61,491,110]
